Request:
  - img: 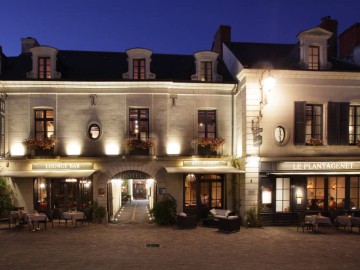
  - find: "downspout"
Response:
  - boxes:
[231,83,238,156]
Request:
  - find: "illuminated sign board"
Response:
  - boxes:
[32,162,94,170]
[183,160,228,167]
[276,162,360,171]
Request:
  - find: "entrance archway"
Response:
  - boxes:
[107,170,156,224]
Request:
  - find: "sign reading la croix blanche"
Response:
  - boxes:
[277,161,360,171]
[32,162,94,170]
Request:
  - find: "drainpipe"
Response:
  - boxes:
[231,83,238,156]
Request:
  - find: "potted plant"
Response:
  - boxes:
[92,201,106,223]
[22,137,56,156]
[195,137,225,155]
[124,137,155,155]
[150,195,177,226]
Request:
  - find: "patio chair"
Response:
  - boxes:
[176,214,197,229]
[76,208,92,226]
[57,209,71,227]
[296,212,314,232]
[38,210,54,229]
[218,216,241,233]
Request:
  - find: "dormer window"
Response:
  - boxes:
[308,46,320,70]
[297,27,332,70]
[27,46,61,79]
[191,51,222,82]
[123,48,155,80]
[38,57,51,79]
[133,59,146,80]
[200,61,213,82]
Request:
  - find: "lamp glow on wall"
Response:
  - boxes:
[105,142,120,155]
[66,141,82,156]
[262,189,272,204]
[166,142,180,155]
[10,143,27,156]
[259,68,276,117]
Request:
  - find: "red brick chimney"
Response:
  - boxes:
[339,23,360,58]
[319,16,338,58]
[212,25,231,59]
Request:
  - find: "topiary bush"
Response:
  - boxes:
[0,176,14,218]
[150,195,177,225]
[245,204,262,228]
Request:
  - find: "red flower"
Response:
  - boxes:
[124,138,155,151]
[22,137,56,150]
[195,137,225,152]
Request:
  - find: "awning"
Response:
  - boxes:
[165,166,244,174]
[0,170,96,178]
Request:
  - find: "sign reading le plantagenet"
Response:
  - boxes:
[276,161,360,171]
[32,162,94,170]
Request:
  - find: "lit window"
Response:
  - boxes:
[38,57,51,79]
[133,59,146,80]
[349,105,360,145]
[328,177,345,210]
[308,46,319,70]
[88,123,101,140]
[200,61,212,82]
[129,108,149,140]
[305,104,323,143]
[198,110,216,138]
[275,178,290,212]
[307,177,325,210]
[35,109,54,139]
[350,177,360,209]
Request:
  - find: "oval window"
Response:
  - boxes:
[88,123,101,140]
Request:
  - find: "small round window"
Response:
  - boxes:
[88,123,101,140]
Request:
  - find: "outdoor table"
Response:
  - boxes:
[63,211,85,227]
[335,216,352,230]
[25,213,48,231]
[350,217,360,233]
[305,215,332,231]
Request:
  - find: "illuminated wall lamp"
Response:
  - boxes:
[262,190,272,204]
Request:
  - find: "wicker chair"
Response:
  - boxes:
[218,216,241,233]
[176,214,197,229]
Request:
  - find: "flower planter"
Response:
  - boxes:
[129,148,150,156]
[34,148,54,157]
[198,145,217,156]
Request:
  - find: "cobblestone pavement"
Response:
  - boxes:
[1,203,360,270]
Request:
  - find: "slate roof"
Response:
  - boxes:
[228,42,360,71]
[0,50,235,82]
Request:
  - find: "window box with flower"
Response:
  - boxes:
[195,137,225,156]
[306,138,324,146]
[124,138,155,156]
[22,137,56,157]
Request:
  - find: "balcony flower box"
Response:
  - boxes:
[195,137,225,156]
[124,138,155,156]
[22,137,56,157]
[306,138,324,146]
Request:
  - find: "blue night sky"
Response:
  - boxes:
[1,0,360,56]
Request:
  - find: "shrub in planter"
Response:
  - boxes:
[0,176,14,218]
[92,201,106,223]
[245,204,262,228]
[150,195,177,225]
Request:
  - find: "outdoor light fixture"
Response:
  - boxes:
[259,67,276,114]
[251,66,276,147]
[262,189,272,204]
